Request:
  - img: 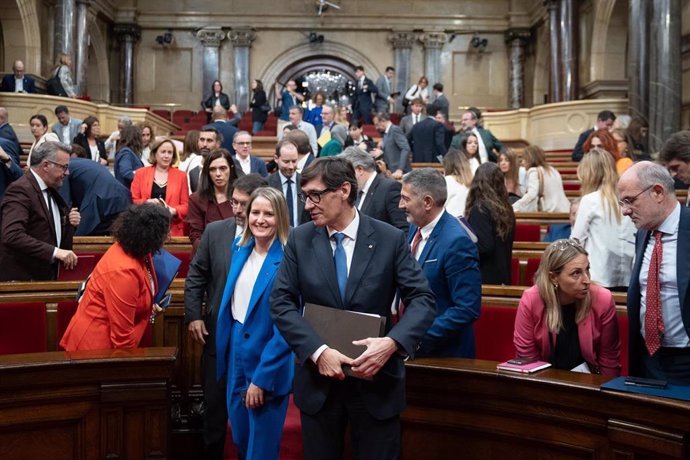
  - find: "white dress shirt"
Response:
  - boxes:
[413,210,443,260]
[237,155,251,175]
[639,203,688,347]
[14,77,24,93]
[30,169,61,257]
[231,248,267,324]
[61,124,71,145]
[357,172,377,210]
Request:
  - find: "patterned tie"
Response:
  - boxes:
[286,178,295,227]
[645,230,664,356]
[398,229,423,319]
[332,233,348,303]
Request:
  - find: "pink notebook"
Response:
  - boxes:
[496,359,552,374]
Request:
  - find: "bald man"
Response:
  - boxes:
[1,60,37,93]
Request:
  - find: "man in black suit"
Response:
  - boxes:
[434,111,456,151]
[0,107,22,162]
[270,157,435,460]
[352,65,378,125]
[184,173,268,460]
[267,139,309,226]
[203,106,239,155]
[1,60,37,93]
[339,146,408,232]
[408,115,448,163]
[571,110,616,161]
[426,82,449,119]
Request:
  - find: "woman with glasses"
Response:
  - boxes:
[513,238,621,376]
[571,148,636,290]
[187,148,239,252]
[215,187,293,460]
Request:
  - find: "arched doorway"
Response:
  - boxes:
[276,55,357,107]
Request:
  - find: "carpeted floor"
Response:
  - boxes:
[224,395,304,459]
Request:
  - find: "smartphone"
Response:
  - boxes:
[507,358,536,365]
[624,376,667,389]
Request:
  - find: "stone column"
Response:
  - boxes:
[505,29,530,109]
[228,28,256,111]
[419,32,448,90]
[196,27,226,105]
[558,0,578,101]
[74,0,90,96]
[628,0,650,123]
[54,0,75,60]
[546,0,561,103]
[113,24,141,105]
[389,31,415,113]
[648,0,681,151]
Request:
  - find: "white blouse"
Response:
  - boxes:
[231,248,267,324]
[512,166,570,213]
[444,176,469,217]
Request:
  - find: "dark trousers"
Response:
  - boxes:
[300,379,400,460]
[201,350,228,460]
[642,347,690,385]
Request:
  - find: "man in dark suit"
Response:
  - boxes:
[58,158,131,236]
[231,131,268,177]
[0,136,22,169]
[339,146,408,232]
[451,108,504,163]
[188,128,244,193]
[374,66,395,113]
[399,98,426,136]
[203,106,239,155]
[0,143,22,202]
[372,111,411,180]
[352,65,378,125]
[434,111,456,151]
[426,83,449,119]
[571,110,616,161]
[0,60,37,93]
[267,139,309,226]
[408,115,448,163]
[185,173,267,460]
[400,168,481,357]
[0,107,22,161]
[0,141,80,281]
[270,157,435,460]
[618,161,690,384]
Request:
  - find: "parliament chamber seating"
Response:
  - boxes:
[514,223,541,242]
[0,301,47,354]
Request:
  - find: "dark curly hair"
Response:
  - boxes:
[111,203,171,258]
[465,162,515,240]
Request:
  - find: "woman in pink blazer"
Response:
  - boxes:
[513,239,621,376]
[130,138,189,236]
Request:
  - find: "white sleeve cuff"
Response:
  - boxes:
[310,345,328,363]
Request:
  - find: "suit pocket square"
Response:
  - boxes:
[424,259,438,264]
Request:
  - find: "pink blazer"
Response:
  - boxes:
[513,284,621,376]
[130,166,189,236]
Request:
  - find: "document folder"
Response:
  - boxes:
[151,248,181,306]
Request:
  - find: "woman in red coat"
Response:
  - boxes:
[60,204,171,351]
[130,138,189,236]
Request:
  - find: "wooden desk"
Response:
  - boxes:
[404,358,690,459]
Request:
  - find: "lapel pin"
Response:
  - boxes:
[368,244,373,249]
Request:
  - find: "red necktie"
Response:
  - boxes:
[645,230,664,356]
[396,229,423,321]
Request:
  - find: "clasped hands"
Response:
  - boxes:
[316,337,398,380]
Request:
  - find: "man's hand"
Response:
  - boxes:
[68,208,80,227]
[55,248,78,270]
[79,123,87,134]
[230,104,238,113]
[99,157,108,166]
[350,337,398,379]
[188,320,208,345]
[245,383,265,409]
[0,146,10,163]
[316,348,354,381]
[391,169,403,180]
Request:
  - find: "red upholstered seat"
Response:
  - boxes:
[511,258,520,286]
[475,305,518,362]
[525,258,541,286]
[515,223,541,242]
[390,113,401,125]
[0,302,47,354]
[56,300,79,350]
[563,182,581,191]
[152,109,170,120]
[362,125,379,138]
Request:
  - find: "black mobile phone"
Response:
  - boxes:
[507,358,536,365]
[624,376,668,389]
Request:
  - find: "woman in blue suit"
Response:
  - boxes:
[216,187,293,460]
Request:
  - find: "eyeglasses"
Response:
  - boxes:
[230,199,248,209]
[234,141,251,146]
[298,188,337,204]
[552,238,583,252]
[46,160,69,172]
[618,185,653,208]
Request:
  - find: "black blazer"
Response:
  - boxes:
[270,214,435,419]
[467,202,514,285]
[1,74,36,93]
[267,172,311,225]
[408,118,448,163]
[202,92,231,111]
[73,133,108,162]
[359,174,409,232]
[250,89,268,123]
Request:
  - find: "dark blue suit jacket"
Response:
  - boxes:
[0,124,22,164]
[0,155,23,202]
[59,158,132,236]
[1,74,36,93]
[410,211,482,358]
[270,213,435,419]
[235,155,268,177]
[627,205,690,376]
[114,147,144,188]
[204,121,238,155]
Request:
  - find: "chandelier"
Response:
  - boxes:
[302,70,352,106]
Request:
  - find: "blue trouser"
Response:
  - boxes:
[227,320,289,460]
[252,121,264,134]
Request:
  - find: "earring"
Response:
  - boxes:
[553,283,559,289]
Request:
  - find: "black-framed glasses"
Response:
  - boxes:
[46,160,69,172]
[230,199,248,209]
[618,185,653,208]
[298,188,337,204]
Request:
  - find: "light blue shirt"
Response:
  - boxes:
[639,203,688,347]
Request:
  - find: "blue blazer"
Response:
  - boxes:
[1,74,36,93]
[216,238,293,396]
[235,155,268,177]
[627,205,690,376]
[0,156,23,202]
[411,211,482,358]
[114,147,145,188]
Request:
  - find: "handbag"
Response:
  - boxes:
[260,103,271,112]
[537,167,546,212]
[47,66,67,97]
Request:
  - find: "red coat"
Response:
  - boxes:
[130,165,189,236]
[513,284,621,376]
[60,242,157,351]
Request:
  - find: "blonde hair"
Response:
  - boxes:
[238,187,290,247]
[443,148,473,187]
[499,149,521,195]
[577,148,622,224]
[534,239,591,333]
[149,138,179,166]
